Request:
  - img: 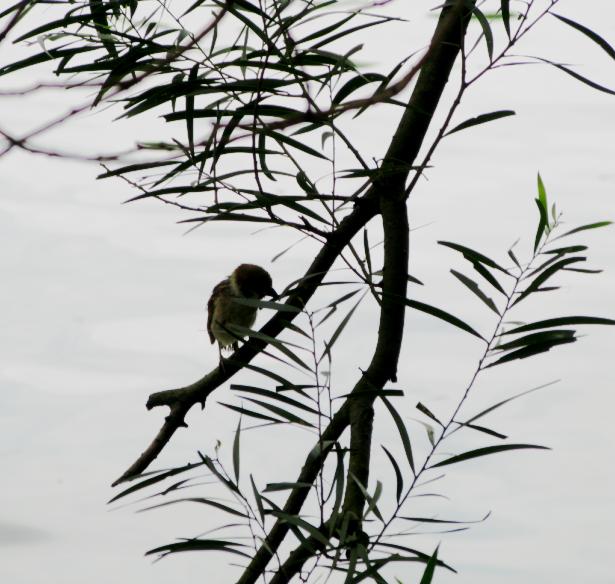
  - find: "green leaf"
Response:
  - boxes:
[232,417,241,484]
[406,299,485,341]
[501,316,615,336]
[451,270,500,315]
[431,444,550,468]
[438,241,509,274]
[554,221,612,239]
[419,545,439,584]
[445,110,515,136]
[552,13,615,61]
[382,445,403,503]
[472,6,494,60]
[381,397,415,474]
[537,173,548,214]
[534,198,549,252]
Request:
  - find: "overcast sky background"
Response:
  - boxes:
[1,1,614,583]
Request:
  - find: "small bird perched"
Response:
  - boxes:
[207,264,278,356]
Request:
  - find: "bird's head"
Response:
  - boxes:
[231,264,278,300]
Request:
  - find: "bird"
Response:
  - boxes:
[207,264,278,358]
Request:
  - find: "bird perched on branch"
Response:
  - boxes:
[207,264,278,357]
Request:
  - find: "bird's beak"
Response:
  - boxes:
[268,287,279,300]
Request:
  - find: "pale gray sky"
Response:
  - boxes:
[1,1,614,583]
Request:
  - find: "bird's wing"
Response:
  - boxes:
[207,279,230,344]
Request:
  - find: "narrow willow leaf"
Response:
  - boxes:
[540,58,615,96]
[465,381,559,425]
[186,63,198,157]
[472,6,494,59]
[146,538,251,558]
[269,511,329,546]
[261,129,329,160]
[296,170,317,197]
[543,245,588,255]
[375,542,456,571]
[198,453,242,494]
[321,292,366,361]
[382,397,415,474]
[416,402,443,427]
[333,72,386,104]
[438,241,509,274]
[230,385,319,415]
[534,198,548,252]
[471,261,506,295]
[454,421,507,439]
[218,402,284,425]
[382,445,403,503]
[493,329,576,352]
[431,444,550,468]
[451,270,500,314]
[508,248,521,270]
[537,173,548,214]
[501,0,511,38]
[139,497,248,518]
[554,221,612,239]
[501,316,615,336]
[258,132,276,181]
[401,512,490,524]
[232,417,241,484]
[250,474,265,523]
[419,546,439,584]
[406,299,485,341]
[349,473,383,522]
[485,336,576,367]
[263,482,312,492]
[445,110,515,136]
[552,13,615,60]
[242,397,314,427]
[513,257,586,306]
[109,462,203,503]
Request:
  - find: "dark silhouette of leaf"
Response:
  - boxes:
[108,462,204,503]
[416,402,443,427]
[250,475,265,523]
[438,240,509,274]
[382,397,415,474]
[231,385,319,415]
[485,336,576,367]
[513,257,586,306]
[381,445,403,503]
[451,270,500,314]
[232,417,241,483]
[263,482,312,492]
[146,538,251,558]
[419,545,439,584]
[333,72,386,104]
[553,13,615,60]
[431,444,550,468]
[406,299,485,341]
[500,316,615,336]
[501,0,511,37]
[139,497,248,518]
[445,110,515,136]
